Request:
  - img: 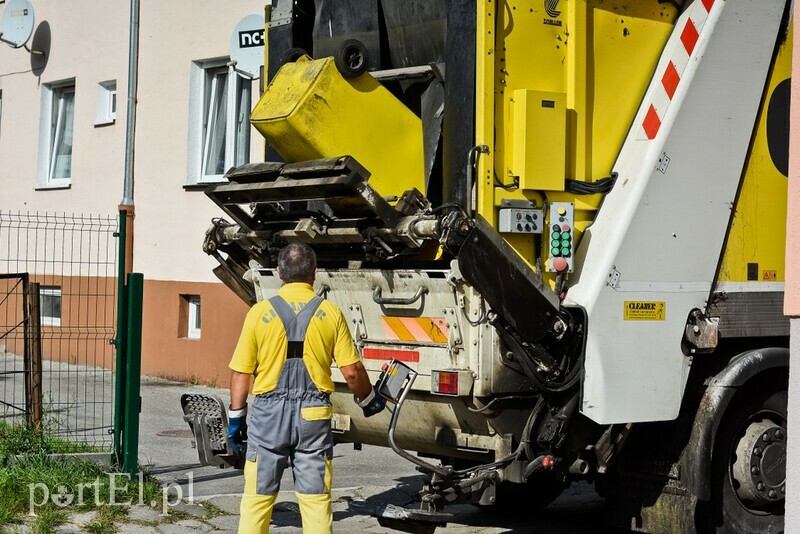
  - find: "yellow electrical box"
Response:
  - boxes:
[250,57,425,197]
[512,89,566,192]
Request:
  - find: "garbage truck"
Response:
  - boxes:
[196,0,792,531]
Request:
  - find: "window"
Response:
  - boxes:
[40,287,62,327]
[95,80,117,126]
[188,296,201,339]
[188,60,251,184]
[38,81,75,187]
[180,295,201,339]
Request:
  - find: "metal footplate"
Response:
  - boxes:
[348,501,453,534]
[180,393,244,469]
[349,360,454,533]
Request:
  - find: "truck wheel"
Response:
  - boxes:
[709,381,786,533]
[334,39,369,78]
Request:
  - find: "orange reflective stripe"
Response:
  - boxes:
[382,316,416,341]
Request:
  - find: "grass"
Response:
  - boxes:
[0,423,165,533]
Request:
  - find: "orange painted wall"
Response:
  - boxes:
[141,280,249,388]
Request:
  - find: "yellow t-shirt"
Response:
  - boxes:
[229,282,361,394]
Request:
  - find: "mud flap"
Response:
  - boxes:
[348,501,453,534]
[180,393,245,469]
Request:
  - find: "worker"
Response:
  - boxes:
[227,242,385,533]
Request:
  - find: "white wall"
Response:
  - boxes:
[133,0,265,283]
[0,0,266,283]
[0,0,128,214]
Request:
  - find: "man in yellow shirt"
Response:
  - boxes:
[228,243,385,533]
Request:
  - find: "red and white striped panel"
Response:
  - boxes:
[639,0,717,140]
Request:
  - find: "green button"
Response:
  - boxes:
[562,232,571,241]
[561,239,570,248]
[561,247,571,256]
[552,231,561,240]
[551,247,560,257]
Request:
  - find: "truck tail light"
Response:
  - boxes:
[432,370,460,396]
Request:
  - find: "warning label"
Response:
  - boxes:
[624,301,666,321]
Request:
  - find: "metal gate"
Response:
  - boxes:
[0,212,119,452]
[0,273,42,428]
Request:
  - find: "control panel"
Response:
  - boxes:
[547,202,574,273]
[498,199,544,234]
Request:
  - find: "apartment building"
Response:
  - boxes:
[0,0,266,385]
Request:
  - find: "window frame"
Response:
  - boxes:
[187,296,201,339]
[95,80,117,126]
[39,287,62,327]
[37,79,76,189]
[187,59,252,185]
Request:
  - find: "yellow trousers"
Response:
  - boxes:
[238,457,333,534]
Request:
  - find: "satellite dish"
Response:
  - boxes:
[229,13,265,79]
[0,0,35,49]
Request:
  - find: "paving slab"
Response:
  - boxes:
[115,524,161,534]
[206,515,240,531]
[199,495,241,516]
[66,511,98,526]
[171,501,210,519]
[173,519,212,531]
[127,504,163,524]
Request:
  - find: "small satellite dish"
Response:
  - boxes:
[229,13,265,79]
[0,0,35,49]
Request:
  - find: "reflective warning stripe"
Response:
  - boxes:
[639,0,716,140]
[363,347,420,362]
[381,317,449,343]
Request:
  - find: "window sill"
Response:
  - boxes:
[94,118,116,128]
[35,182,72,191]
[183,182,225,191]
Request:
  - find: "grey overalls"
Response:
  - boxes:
[245,295,333,497]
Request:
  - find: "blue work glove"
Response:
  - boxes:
[356,386,386,418]
[227,405,248,455]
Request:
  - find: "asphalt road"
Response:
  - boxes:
[140,376,613,533]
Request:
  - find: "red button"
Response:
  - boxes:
[561,224,571,232]
[553,257,568,272]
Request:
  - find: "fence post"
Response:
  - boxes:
[26,282,43,428]
[122,273,143,478]
[113,211,129,466]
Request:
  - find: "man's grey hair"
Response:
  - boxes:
[277,243,317,283]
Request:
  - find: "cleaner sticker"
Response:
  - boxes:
[624,301,666,321]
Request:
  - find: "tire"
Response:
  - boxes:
[707,379,786,533]
[334,39,369,78]
[280,47,308,65]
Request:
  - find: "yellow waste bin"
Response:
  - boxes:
[250,57,425,198]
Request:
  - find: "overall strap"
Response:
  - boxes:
[268,295,324,359]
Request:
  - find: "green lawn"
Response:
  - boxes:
[0,423,164,534]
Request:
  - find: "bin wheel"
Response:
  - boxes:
[334,39,369,78]
[280,47,309,65]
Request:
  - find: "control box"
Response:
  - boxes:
[499,207,544,234]
[498,199,544,234]
[547,202,575,273]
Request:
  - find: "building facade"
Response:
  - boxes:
[0,0,265,386]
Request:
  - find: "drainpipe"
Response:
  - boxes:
[120,0,139,274]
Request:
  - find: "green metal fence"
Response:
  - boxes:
[112,209,143,476]
[0,209,143,470]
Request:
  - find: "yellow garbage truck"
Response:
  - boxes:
[201,0,792,531]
